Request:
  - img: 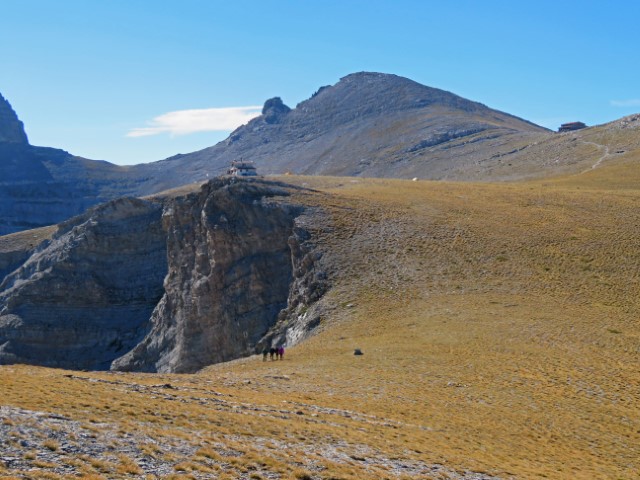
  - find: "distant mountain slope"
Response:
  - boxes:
[0,94,141,234]
[141,72,551,190]
[3,73,640,234]
[0,144,141,235]
[2,72,555,234]
[481,113,640,181]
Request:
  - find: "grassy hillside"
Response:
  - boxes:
[2,158,640,478]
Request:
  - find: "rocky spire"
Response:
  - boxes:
[261,97,291,124]
[0,92,29,144]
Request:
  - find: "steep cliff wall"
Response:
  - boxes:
[258,219,329,350]
[112,179,309,373]
[0,198,167,370]
[0,178,328,372]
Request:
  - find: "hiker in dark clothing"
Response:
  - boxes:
[269,347,276,361]
[278,345,285,360]
[262,346,269,361]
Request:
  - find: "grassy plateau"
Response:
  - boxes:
[1,151,640,479]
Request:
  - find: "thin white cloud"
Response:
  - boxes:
[610,99,640,107]
[127,106,262,138]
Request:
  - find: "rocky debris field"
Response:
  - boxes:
[1,405,196,478]
[1,386,503,480]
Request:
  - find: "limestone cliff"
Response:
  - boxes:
[0,178,328,372]
[259,217,329,350]
[112,179,309,373]
[0,198,167,369]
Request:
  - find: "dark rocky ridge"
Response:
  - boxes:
[0,178,327,373]
[0,93,142,235]
[0,93,28,144]
[0,143,141,234]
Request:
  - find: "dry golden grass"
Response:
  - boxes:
[2,157,640,478]
[0,224,57,253]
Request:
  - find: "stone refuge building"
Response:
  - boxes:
[558,121,587,133]
[227,160,258,176]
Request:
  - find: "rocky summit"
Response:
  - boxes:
[147,72,551,186]
[0,93,28,144]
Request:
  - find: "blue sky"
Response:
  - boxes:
[1,0,639,165]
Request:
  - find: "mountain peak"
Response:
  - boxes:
[294,71,491,120]
[0,92,29,144]
[340,71,396,80]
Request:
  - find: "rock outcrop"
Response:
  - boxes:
[261,97,291,124]
[0,93,28,144]
[0,178,327,373]
[0,198,167,370]
[112,179,307,373]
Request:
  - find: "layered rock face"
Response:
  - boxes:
[0,177,326,372]
[113,179,305,373]
[0,145,110,235]
[0,198,167,370]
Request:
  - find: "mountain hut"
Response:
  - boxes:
[558,122,587,133]
[227,160,258,177]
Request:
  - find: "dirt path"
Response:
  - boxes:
[581,141,611,172]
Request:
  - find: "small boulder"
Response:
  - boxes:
[354,348,363,356]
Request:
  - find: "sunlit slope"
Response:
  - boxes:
[240,170,640,478]
[2,163,639,479]
[486,113,640,181]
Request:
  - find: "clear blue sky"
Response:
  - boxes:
[1,0,639,165]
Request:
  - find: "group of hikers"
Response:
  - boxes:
[262,345,285,361]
